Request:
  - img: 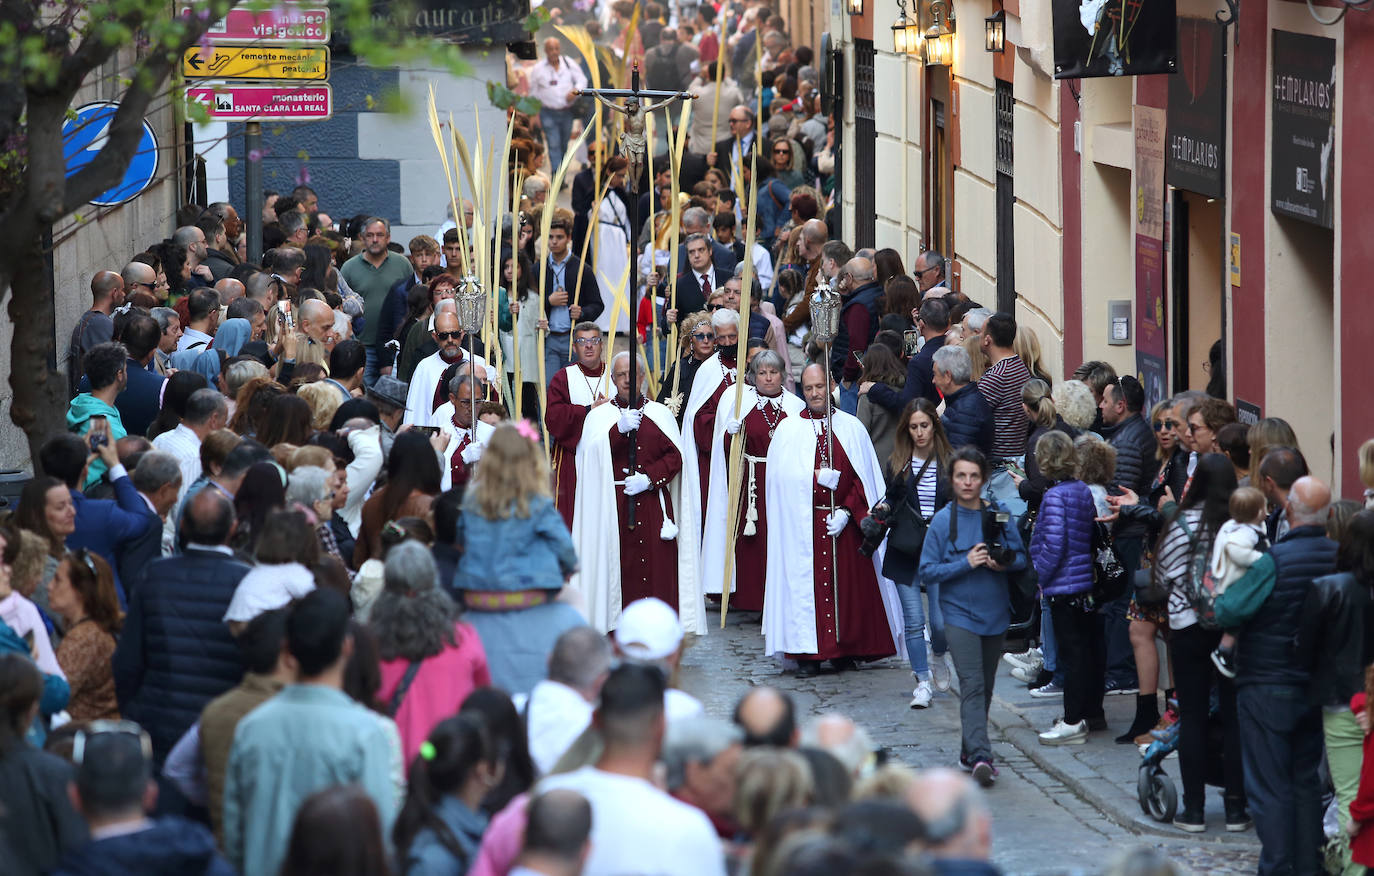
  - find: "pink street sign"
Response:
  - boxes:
[186,84,333,122]
[200,6,330,44]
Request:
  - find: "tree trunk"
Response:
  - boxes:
[9,229,67,474]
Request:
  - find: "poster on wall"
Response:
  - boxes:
[1135,104,1168,394]
[1271,31,1336,228]
[1051,0,1177,79]
[1167,19,1226,198]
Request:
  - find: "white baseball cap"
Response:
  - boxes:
[615,598,684,661]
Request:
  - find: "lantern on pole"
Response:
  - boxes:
[454,273,487,434]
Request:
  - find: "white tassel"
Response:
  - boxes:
[658,491,677,541]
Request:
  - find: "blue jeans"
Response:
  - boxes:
[363,345,379,388]
[1238,683,1323,876]
[540,107,576,174]
[897,581,947,678]
[1039,595,1060,683]
[984,463,1027,518]
[544,332,571,386]
[838,380,860,415]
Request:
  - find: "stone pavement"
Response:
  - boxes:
[678,610,1262,875]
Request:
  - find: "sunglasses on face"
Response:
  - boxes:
[706,303,723,311]
[435,331,462,340]
[692,332,715,341]
[573,337,603,347]
[1155,420,1178,431]
[773,148,790,155]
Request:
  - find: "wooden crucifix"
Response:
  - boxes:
[577,64,695,526]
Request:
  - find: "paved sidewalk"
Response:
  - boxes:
[986,655,1262,848]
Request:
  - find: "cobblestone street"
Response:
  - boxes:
[678,611,1264,875]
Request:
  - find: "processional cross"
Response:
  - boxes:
[576,65,695,527]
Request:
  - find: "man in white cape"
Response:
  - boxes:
[571,351,705,635]
[700,350,803,612]
[403,304,493,427]
[762,363,904,675]
[436,373,496,492]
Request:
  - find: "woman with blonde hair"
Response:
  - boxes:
[1246,416,1299,478]
[1361,438,1374,509]
[296,380,343,432]
[734,748,815,839]
[961,333,988,382]
[1013,324,1054,386]
[1052,379,1099,432]
[451,423,583,694]
[1012,379,1078,513]
[657,311,716,424]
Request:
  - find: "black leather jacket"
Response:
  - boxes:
[1296,571,1374,708]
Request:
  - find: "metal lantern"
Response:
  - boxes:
[454,274,487,334]
[811,275,841,344]
[985,9,1006,53]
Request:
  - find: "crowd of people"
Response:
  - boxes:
[6,1,1374,875]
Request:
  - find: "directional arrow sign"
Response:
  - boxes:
[182,46,329,81]
[186,83,333,122]
[200,5,330,44]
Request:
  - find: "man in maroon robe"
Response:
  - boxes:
[545,322,608,527]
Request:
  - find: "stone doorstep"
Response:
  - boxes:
[987,663,1261,847]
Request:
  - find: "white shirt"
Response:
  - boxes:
[528,56,588,111]
[177,327,214,352]
[538,767,726,876]
[152,423,202,503]
[526,680,595,775]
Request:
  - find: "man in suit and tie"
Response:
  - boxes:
[672,207,736,278]
[707,106,757,192]
[656,233,731,325]
[37,433,158,606]
[117,451,183,591]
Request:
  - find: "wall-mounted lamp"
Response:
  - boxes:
[985,9,1005,53]
[892,0,922,55]
[847,0,863,16]
[922,0,956,66]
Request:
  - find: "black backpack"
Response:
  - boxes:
[645,45,680,92]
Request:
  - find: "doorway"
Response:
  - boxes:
[1169,191,1224,393]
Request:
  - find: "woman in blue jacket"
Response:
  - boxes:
[1028,430,1101,746]
[452,423,582,695]
[919,446,1026,788]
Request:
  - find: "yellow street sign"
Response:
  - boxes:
[182,46,329,81]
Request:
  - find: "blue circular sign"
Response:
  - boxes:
[61,102,160,207]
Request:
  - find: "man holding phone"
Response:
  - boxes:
[861,298,950,414]
[66,342,129,490]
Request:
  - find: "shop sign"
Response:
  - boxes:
[1167,19,1225,199]
[1271,31,1336,229]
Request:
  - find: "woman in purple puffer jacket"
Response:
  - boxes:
[1028,430,1101,746]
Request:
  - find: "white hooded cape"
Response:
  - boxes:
[678,352,734,539]
[570,400,705,635]
[700,386,805,597]
[403,349,492,427]
[438,419,496,491]
[760,410,905,659]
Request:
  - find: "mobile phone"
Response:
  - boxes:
[412,425,440,437]
[88,416,108,451]
[1005,461,1026,479]
[903,330,921,357]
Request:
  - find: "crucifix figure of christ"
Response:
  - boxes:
[576,64,695,526]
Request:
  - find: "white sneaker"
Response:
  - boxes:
[909,680,934,709]
[1009,664,1040,684]
[1002,647,1042,671]
[930,653,952,692]
[1039,719,1088,745]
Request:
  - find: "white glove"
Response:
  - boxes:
[460,443,483,464]
[623,473,652,496]
[483,364,499,384]
[825,508,850,536]
[724,416,742,435]
[617,410,643,434]
[817,468,840,490]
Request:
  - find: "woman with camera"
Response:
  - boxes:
[1027,431,1102,746]
[866,399,954,710]
[918,446,1027,788]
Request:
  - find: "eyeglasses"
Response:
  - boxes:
[773,148,791,155]
[73,720,152,766]
[573,337,603,347]
[74,548,97,577]
[706,303,723,311]
[134,281,156,290]
[692,332,715,341]
[435,331,462,340]
[1188,422,1209,433]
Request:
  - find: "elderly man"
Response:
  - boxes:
[546,321,609,527]
[527,626,613,774]
[436,373,495,492]
[831,256,882,398]
[763,363,901,677]
[663,717,743,838]
[1214,476,1336,869]
[934,345,994,455]
[118,451,182,587]
[571,352,703,635]
[906,769,1000,875]
[529,37,587,174]
[801,714,879,780]
[404,305,493,427]
[913,250,946,293]
[700,350,803,611]
[177,287,221,352]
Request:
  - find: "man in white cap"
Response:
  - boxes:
[614,597,704,723]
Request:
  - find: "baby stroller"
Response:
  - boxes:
[1137,703,1225,822]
